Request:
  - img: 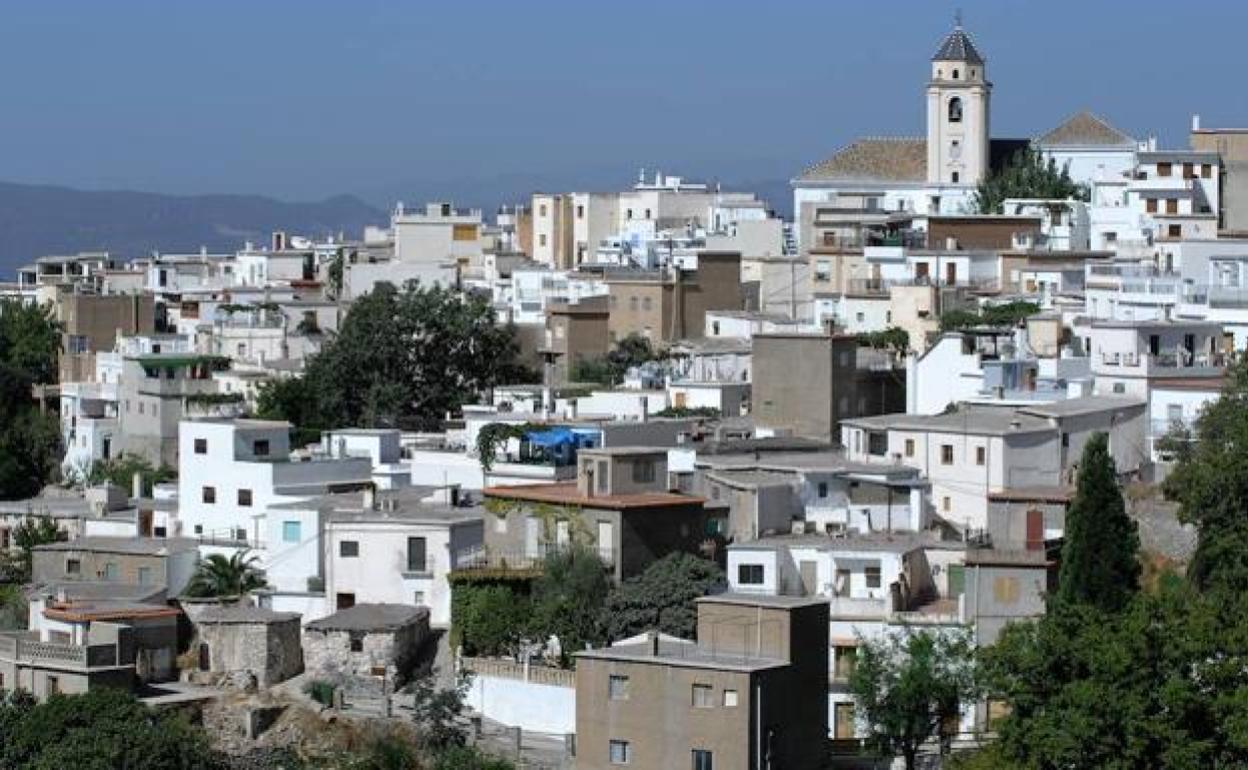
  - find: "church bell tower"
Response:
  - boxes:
[927,16,991,186]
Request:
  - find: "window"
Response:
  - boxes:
[1168,224,1182,238]
[282,521,301,543]
[834,645,858,681]
[855,312,865,323]
[47,676,60,696]
[940,444,954,465]
[539,234,547,247]
[539,204,548,217]
[1202,163,1213,178]
[407,537,427,572]
[576,205,585,219]
[865,566,881,588]
[815,260,831,281]
[904,438,915,457]
[194,438,207,455]
[103,563,119,581]
[632,459,656,483]
[738,564,764,585]
[692,749,713,770]
[692,684,714,708]
[625,208,633,220]
[414,591,425,605]
[951,171,960,183]
[349,634,363,652]
[340,540,360,558]
[1183,163,1194,179]
[137,567,152,585]
[194,524,203,535]
[975,446,985,466]
[66,559,80,575]
[1166,198,1178,214]
[723,689,738,707]
[642,296,652,311]
[608,674,630,700]
[994,576,1020,604]
[253,440,270,457]
[943,496,951,512]
[951,68,960,80]
[336,593,355,610]
[644,208,652,219]
[609,739,631,764]
[1146,198,1158,214]
[629,296,638,311]
[202,486,216,504]
[1113,382,1126,394]
[238,489,253,507]
[817,482,828,499]
[1157,162,1172,177]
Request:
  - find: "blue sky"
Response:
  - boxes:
[2,0,1246,208]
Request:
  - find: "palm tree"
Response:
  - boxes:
[184,550,268,597]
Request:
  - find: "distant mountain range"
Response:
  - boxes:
[0,181,386,280]
[0,174,797,281]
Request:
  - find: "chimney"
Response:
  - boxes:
[362,486,377,511]
[132,471,143,499]
[648,629,660,656]
[1192,114,1202,132]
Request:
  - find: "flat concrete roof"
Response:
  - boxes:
[305,603,428,633]
[483,483,703,510]
[34,536,199,556]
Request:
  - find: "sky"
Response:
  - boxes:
[2,0,1247,210]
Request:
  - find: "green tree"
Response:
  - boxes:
[451,582,529,658]
[0,408,60,500]
[982,587,1248,769]
[856,326,911,353]
[432,745,516,770]
[409,670,473,752]
[0,517,66,583]
[601,553,724,641]
[1162,356,1248,593]
[0,300,61,386]
[255,375,323,446]
[85,453,175,495]
[289,281,523,431]
[1055,433,1140,611]
[0,688,216,770]
[0,583,29,630]
[972,147,1088,215]
[184,551,268,597]
[529,545,611,662]
[848,628,980,770]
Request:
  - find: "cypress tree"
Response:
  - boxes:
[1056,432,1140,611]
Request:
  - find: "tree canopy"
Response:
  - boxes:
[0,301,62,500]
[971,147,1088,214]
[1055,433,1140,611]
[849,628,980,770]
[601,553,724,641]
[938,301,1040,332]
[0,688,216,770]
[184,551,267,597]
[259,281,524,432]
[571,333,666,385]
[1162,356,1248,593]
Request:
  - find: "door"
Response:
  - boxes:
[596,521,614,563]
[946,261,958,286]
[834,702,856,739]
[525,517,542,559]
[834,568,851,597]
[674,391,687,409]
[799,560,818,596]
[198,643,210,671]
[1025,509,1044,551]
[947,564,966,598]
[915,262,930,282]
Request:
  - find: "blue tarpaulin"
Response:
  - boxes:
[525,427,577,448]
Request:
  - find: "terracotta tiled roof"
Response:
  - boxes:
[1037,111,1135,147]
[932,27,985,64]
[796,138,927,183]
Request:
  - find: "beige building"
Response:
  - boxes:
[575,594,829,770]
[55,291,155,383]
[606,251,745,343]
[543,296,610,383]
[752,332,906,443]
[1191,122,1248,234]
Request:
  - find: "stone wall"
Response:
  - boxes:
[197,619,303,688]
[303,622,425,695]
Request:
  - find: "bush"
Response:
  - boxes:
[432,745,516,770]
[602,553,724,641]
[451,581,530,658]
[305,679,336,707]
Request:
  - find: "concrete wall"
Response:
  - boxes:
[468,673,575,734]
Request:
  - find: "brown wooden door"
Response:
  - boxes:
[834,702,856,739]
[1025,509,1044,551]
[946,262,957,285]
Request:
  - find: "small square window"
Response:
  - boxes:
[723,689,738,707]
[340,540,360,558]
[349,634,363,653]
[282,521,301,543]
[609,739,631,764]
[737,564,764,585]
[865,566,882,588]
[608,675,630,700]
[817,482,828,499]
[66,559,81,575]
[193,438,207,455]
[940,445,954,465]
[202,486,216,504]
[975,447,985,466]
[692,684,714,708]
[238,489,253,507]
[253,440,270,457]
[692,749,713,770]
[904,439,915,457]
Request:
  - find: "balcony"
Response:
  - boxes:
[452,544,614,573]
[0,632,119,670]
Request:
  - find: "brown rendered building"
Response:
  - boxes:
[606,251,744,344]
[543,296,610,384]
[575,593,829,770]
[55,290,156,382]
[478,447,724,581]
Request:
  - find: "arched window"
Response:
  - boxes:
[948,97,963,123]
[952,69,960,80]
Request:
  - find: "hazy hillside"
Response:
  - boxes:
[0,181,386,279]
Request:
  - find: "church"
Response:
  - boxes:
[792,20,1028,250]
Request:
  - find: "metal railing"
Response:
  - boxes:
[453,544,614,571]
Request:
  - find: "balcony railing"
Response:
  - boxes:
[460,656,575,688]
[0,633,119,669]
[453,544,614,572]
